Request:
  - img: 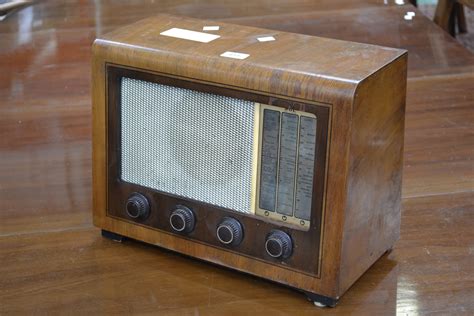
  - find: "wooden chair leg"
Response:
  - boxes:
[456,3,468,33]
[449,5,457,36]
[434,0,456,35]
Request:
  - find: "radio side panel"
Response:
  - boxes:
[338,53,407,295]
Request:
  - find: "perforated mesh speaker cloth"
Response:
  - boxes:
[120,77,256,214]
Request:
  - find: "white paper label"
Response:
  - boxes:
[203,26,220,31]
[160,28,220,43]
[220,51,249,60]
[257,36,276,42]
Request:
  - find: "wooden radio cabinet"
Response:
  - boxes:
[92,14,407,306]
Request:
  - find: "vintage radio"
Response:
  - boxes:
[92,15,407,307]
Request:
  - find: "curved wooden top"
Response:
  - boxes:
[94,14,405,102]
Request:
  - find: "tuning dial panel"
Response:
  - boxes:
[125,192,150,220]
[265,230,293,259]
[216,217,243,246]
[170,205,195,233]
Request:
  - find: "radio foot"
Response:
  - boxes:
[303,291,338,308]
[314,301,327,308]
[101,230,125,242]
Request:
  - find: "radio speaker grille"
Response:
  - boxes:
[120,77,256,214]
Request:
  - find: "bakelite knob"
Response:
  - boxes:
[170,206,195,233]
[216,217,243,246]
[265,230,293,259]
[125,193,150,220]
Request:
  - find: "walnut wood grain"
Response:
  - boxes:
[339,55,407,294]
[92,14,406,301]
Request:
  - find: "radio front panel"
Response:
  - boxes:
[106,65,329,277]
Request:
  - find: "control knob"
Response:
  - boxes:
[265,230,293,259]
[216,217,243,246]
[170,206,195,233]
[125,193,150,220]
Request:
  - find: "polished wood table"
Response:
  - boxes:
[1,1,473,314]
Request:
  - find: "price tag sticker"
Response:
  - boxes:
[160,28,220,43]
[220,51,250,60]
[203,26,220,31]
[257,36,276,42]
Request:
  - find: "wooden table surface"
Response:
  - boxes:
[1,1,473,314]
